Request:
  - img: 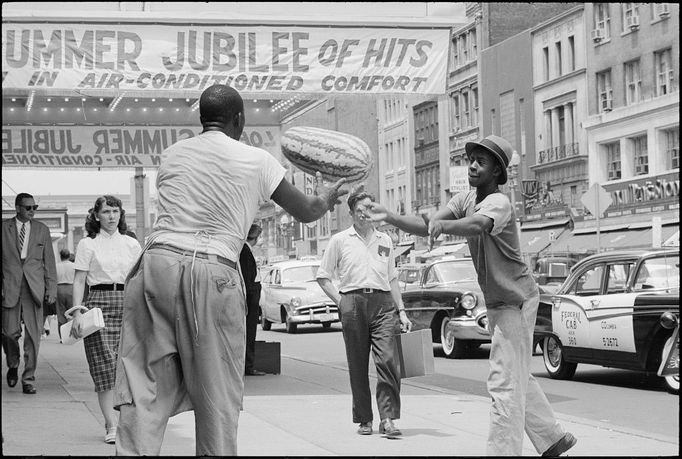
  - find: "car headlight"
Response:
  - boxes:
[290,297,302,308]
[460,292,477,310]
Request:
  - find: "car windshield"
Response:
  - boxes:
[282,265,319,284]
[633,255,680,291]
[433,261,478,282]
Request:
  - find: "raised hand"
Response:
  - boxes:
[314,172,349,212]
[427,217,442,252]
[365,202,390,222]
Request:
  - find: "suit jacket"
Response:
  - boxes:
[239,243,261,294]
[2,217,57,308]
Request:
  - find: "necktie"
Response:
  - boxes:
[19,223,26,252]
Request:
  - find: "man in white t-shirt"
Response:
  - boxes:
[114,84,348,456]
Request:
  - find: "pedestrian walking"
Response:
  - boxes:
[69,195,142,444]
[366,135,577,456]
[242,222,266,376]
[2,193,57,395]
[316,188,412,438]
[113,84,348,456]
[55,249,76,340]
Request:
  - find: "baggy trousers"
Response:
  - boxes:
[486,293,565,456]
[338,291,401,424]
[2,276,42,385]
[114,246,245,456]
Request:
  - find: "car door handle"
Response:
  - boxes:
[590,299,600,308]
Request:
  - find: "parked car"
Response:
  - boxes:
[533,248,679,394]
[401,256,490,358]
[259,260,339,333]
[533,256,581,293]
[397,263,427,291]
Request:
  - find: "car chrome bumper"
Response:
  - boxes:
[290,304,339,324]
[446,316,490,340]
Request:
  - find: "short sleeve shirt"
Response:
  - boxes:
[447,190,537,308]
[56,260,76,284]
[316,226,397,293]
[74,231,142,285]
[152,131,286,261]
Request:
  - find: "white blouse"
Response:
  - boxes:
[74,231,142,285]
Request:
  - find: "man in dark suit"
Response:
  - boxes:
[2,193,57,394]
[240,223,265,376]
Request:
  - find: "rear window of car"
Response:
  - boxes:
[633,255,680,291]
[282,265,320,284]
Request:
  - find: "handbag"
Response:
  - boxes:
[60,306,105,345]
[395,329,435,378]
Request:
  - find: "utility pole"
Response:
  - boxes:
[134,167,146,244]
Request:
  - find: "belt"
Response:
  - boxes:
[90,283,125,291]
[343,288,390,294]
[149,243,237,269]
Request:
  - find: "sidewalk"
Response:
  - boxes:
[2,322,679,456]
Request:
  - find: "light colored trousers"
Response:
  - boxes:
[486,293,565,456]
[114,246,245,456]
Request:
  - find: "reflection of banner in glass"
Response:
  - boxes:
[2,23,449,95]
[2,125,280,168]
[521,180,539,211]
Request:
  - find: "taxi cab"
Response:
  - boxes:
[534,248,679,394]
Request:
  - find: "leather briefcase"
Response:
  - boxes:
[60,307,105,345]
[395,329,435,378]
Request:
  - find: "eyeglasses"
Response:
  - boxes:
[20,205,39,211]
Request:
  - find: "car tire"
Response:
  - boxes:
[260,313,272,331]
[440,316,468,359]
[285,315,297,334]
[661,335,679,395]
[542,335,577,379]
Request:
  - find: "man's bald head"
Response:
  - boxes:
[199,85,245,139]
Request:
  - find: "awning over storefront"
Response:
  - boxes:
[393,242,415,259]
[548,224,679,254]
[519,219,570,255]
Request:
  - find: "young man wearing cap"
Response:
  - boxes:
[366,135,576,457]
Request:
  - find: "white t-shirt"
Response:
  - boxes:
[152,131,286,261]
[74,231,142,285]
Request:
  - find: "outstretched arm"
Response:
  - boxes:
[366,202,455,237]
[271,172,348,223]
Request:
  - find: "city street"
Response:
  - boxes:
[2,319,678,456]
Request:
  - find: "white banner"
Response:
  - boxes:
[2,23,449,95]
[1,125,281,169]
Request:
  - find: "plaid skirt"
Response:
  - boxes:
[83,289,124,392]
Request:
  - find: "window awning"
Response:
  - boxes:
[548,225,679,253]
[393,242,414,259]
[519,226,569,254]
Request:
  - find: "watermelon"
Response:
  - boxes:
[281,126,373,182]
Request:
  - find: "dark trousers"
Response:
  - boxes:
[244,285,261,372]
[2,276,41,384]
[338,291,401,424]
[55,284,73,338]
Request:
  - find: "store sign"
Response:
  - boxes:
[2,23,449,95]
[449,166,470,194]
[604,172,680,207]
[2,125,280,168]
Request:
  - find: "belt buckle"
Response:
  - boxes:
[113,284,121,291]
[363,288,373,294]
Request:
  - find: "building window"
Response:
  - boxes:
[631,135,648,175]
[558,106,566,146]
[664,126,679,169]
[597,69,613,112]
[621,3,640,32]
[555,41,562,76]
[472,87,479,127]
[462,89,470,128]
[594,3,611,39]
[568,36,575,72]
[451,93,460,131]
[542,47,550,81]
[470,29,477,58]
[651,3,671,20]
[624,60,641,105]
[606,142,621,180]
[490,109,496,135]
[655,48,674,96]
[451,37,458,70]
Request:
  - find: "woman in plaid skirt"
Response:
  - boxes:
[69,195,141,444]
